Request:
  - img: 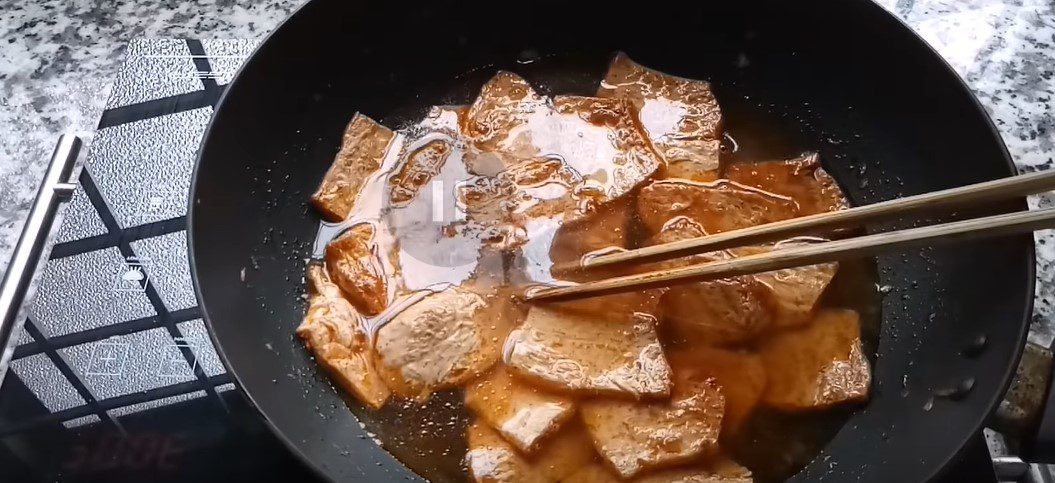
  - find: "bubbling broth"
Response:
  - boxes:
[300,52,879,483]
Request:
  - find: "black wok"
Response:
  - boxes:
[188,0,1035,481]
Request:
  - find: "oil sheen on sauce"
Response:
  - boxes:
[309,64,879,483]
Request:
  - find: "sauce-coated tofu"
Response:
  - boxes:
[759,308,871,410]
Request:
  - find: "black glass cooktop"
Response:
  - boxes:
[0,38,303,482]
[0,38,998,483]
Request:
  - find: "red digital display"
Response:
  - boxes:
[65,431,184,472]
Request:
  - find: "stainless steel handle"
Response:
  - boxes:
[0,134,81,383]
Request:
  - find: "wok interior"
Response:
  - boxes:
[190,0,1033,481]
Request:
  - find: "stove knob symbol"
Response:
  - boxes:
[121,266,145,287]
[113,256,151,293]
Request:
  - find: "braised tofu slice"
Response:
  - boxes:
[312,113,395,221]
[548,198,631,282]
[466,421,543,483]
[465,365,576,453]
[459,156,582,224]
[384,107,513,291]
[505,305,671,399]
[725,152,848,215]
[465,421,597,483]
[668,348,767,437]
[636,457,753,483]
[387,105,468,206]
[637,464,755,482]
[464,71,550,160]
[465,72,662,212]
[637,179,798,237]
[580,375,725,478]
[296,265,390,409]
[315,344,392,411]
[388,138,455,206]
[418,104,467,136]
[598,52,723,182]
[374,288,513,400]
[551,95,663,204]
[563,464,620,483]
[649,215,707,249]
[731,241,838,329]
[648,218,771,346]
[757,260,838,329]
[542,289,666,336]
[325,223,388,316]
[705,456,755,483]
[566,457,753,483]
[662,278,771,346]
[544,198,662,301]
[461,73,661,285]
[759,308,871,410]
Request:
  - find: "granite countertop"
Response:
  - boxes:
[1,0,1053,339]
[0,0,301,258]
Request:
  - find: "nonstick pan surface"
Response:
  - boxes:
[189,0,1035,481]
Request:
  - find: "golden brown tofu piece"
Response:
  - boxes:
[465,71,549,158]
[759,308,871,410]
[566,458,753,483]
[385,105,469,207]
[725,152,848,215]
[464,72,662,212]
[460,156,582,222]
[637,179,798,237]
[563,464,621,483]
[662,279,771,347]
[315,344,391,411]
[598,53,723,182]
[551,95,663,204]
[465,365,576,453]
[549,198,630,278]
[637,464,755,482]
[507,193,646,304]
[757,261,838,329]
[457,154,615,254]
[706,456,755,483]
[312,114,395,221]
[668,348,767,438]
[420,104,467,136]
[647,218,771,346]
[325,223,388,316]
[541,290,666,338]
[580,376,725,478]
[731,241,838,329]
[389,138,453,205]
[296,265,390,409]
[465,421,597,483]
[374,288,513,400]
[505,305,671,399]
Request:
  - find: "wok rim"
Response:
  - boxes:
[186,0,1036,481]
[186,0,329,479]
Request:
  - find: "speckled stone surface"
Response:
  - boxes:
[1,0,1054,343]
[873,0,1055,346]
[0,0,302,274]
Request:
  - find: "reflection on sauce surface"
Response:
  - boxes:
[299,53,879,483]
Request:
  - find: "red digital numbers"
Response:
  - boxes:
[65,432,184,472]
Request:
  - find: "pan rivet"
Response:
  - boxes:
[517,48,540,65]
[950,377,976,400]
[961,334,988,358]
[933,377,975,401]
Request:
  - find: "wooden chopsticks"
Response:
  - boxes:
[584,169,1055,269]
[525,171,1055,302]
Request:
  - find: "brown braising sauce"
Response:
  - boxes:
[299,52,879,483]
